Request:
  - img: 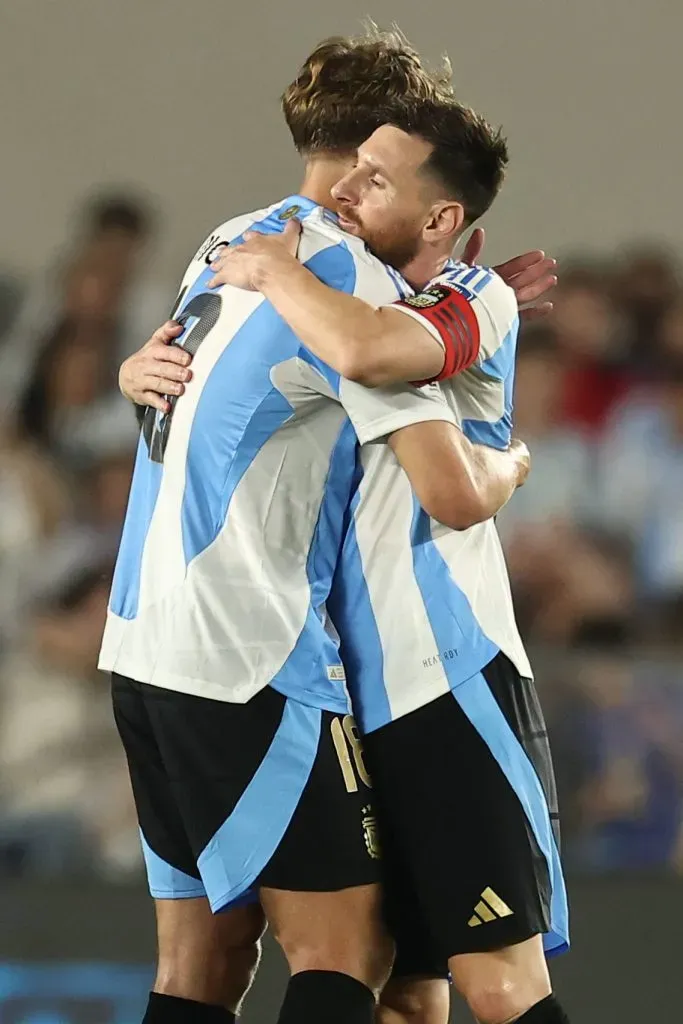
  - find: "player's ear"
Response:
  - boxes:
[423,201,465,245]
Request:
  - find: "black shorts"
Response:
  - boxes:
[365,652,569,975]
[112,675,381,912]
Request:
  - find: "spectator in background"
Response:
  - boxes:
[496,328,635,644]
[551,265,632,434]
[0,567,141,879]
[560,650,683,872]
[15,314,139,472]
[597,358,683,638]
[613,246,680,369]
[0,191,171,424]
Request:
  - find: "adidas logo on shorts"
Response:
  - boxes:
[468,887,514,927]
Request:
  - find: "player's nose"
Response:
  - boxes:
[331,172,357,207]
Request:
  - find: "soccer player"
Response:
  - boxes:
[103,33,530,1024]
[205,104,570,1024]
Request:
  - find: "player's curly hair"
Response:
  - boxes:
[283,21,454,156]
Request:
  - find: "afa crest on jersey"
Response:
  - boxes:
[403,285,452,309]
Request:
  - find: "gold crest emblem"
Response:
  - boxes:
[362,806,381,860]
[279,205,301,222]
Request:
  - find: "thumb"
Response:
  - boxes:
[462,227,485,267]
[282,218,302,254]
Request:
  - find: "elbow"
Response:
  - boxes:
[339,355,375,385]
[421,485,487,532]
[336,330,386,387]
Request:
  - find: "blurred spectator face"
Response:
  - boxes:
[552,283,619,360]
[615,248,679,317]
[63,258,124,323]
[48,334,103,410]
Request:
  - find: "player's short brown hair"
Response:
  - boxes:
[404,99,509,225]
[283,24,454,157]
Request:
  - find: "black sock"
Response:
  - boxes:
[516,994,571,1023]
[142,991,235,1023]
[277,970,375,1024]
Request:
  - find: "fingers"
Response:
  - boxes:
[495,250,547,279]
[148,374,187,397]
[507,257,557,291]
[141,393,172,414]
[515,271,558,306]
[520,302,554,323]
[462,227,485,267]
[149,320,184,347]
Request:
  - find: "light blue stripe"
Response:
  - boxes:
[181,240,356,567]
[271,420,358,714]
[410,496,499,688]
[109,195,314,620]
[458,267,481,287]
[139,830,205,899]
[328,484,392,733]
[197,700,322,911]
[109,434,163,618]
[452,673,570,956]
[472,269,494,293]
[385,262,410,299]
[461,318,519,451]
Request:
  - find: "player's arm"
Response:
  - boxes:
[208,225,446,385]
[389,422,529,530]
[336,378,528,531]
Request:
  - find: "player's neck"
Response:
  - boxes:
[298,156,354,210]
[399,245,453,291]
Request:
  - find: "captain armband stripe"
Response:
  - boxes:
[396,284,481,385]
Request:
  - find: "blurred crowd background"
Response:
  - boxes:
[0,189,681,886]
[1,0,682,908]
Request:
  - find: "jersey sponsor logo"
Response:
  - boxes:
[468,887,514,927]
[402,284,452,309]
[279,204,301,221]
[327,664,346,681]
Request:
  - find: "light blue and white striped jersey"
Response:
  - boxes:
[98,196,456,713]
[330,262,532,733]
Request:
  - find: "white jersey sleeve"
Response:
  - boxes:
[338,378,456,445]
[382,263,518,384]
[294,223,458,444]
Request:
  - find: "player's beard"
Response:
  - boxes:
[348,215,422,278]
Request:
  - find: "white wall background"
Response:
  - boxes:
[1,0,681,285]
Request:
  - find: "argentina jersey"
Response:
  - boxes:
[99,195,456,712]
[329,262,532,734]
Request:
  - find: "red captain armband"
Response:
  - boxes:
[396,284,481,386]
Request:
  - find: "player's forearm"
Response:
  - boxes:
[466,444,523,522]
[388,422,525,531]
[256,257,443,386]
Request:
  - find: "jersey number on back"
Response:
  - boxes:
[142,289,223,463]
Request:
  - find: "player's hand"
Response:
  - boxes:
[495,251,558,322]
[461,227,486,266]
[509,438,531,488]
[119,320,192,413]
[208,219,302,291]
[461,227,558,322]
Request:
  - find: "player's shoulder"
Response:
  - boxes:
[187,207,269,275]
[431,261,517,322]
